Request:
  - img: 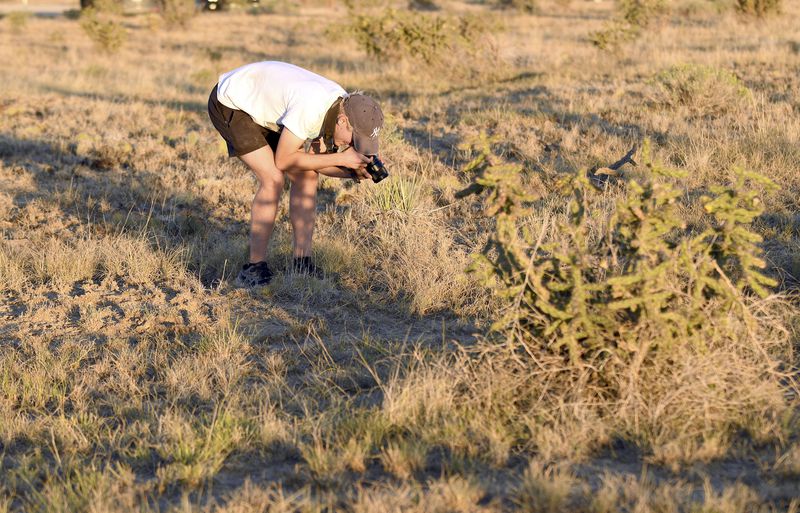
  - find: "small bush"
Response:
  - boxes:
[347,10,446,64]
[6,11,31,33]
[591,0,667,50]
[459,135,792,451]
[334,8,504,82]
[493,0,536,13]
[673,0,734,17]
[79,8,127,53]
[83,0,124,14]
[470,138,777,365]
[408,0,438,10]
[158,0,196,28]
[589,22,638,50]
[618,0,667,25]
[735,0,781,15]
[649,63,750,117]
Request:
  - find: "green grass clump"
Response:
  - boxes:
[367,176,423,214]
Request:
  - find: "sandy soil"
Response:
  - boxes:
[0,0,76,15]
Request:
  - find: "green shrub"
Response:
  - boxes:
[6,11,31,33]
[649,63,750,117]
[84,0,124,14]
[459,135,791,450]
[334,8,503,81]
[158,0,196,28]
[672,0,736,17]
[79,8,127,53]
[591,0,667,50]
[367,176,424,214]
[64,8,82,20]
[618,0,667,25]
[468,138,776,365]
[589,22,636,50]
[735,0,781,15]
[346,10,446,63]
[408,0,439,10]
[493,0,537,13]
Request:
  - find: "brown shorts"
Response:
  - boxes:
[207,85,281,158]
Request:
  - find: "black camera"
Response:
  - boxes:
[366,157,389,183]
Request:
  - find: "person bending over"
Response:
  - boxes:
[207,61,384,288]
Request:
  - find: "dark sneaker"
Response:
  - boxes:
[234,261,273,288]
[290,256,323,278]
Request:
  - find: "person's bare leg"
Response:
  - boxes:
[238,146,284,263]
[286,169,319,258]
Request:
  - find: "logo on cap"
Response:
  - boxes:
[370,127,380,139]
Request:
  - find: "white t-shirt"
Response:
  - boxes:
[216,61,346,141]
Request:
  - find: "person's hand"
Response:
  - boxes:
[340,148,372,181]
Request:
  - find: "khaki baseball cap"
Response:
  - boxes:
[344,93,384,156]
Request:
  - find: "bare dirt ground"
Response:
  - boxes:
[0,0,75,15]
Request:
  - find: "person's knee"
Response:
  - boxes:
[256,171,284,189]
[288,170,318,189]
[240,147,283,187]
[249,161,284,190]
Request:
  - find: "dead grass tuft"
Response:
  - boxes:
[514,460,578,512]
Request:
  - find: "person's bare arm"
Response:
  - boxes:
[274,129,370,178]
[317,166,356,179]
[307,140,363,180]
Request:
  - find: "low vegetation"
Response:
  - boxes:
[593,0,782,50]
[331,6,505,83]
[460,136,793,458]
[157,0,197,28]
[735,0,782,16]
[4,11,30,33]
[79,8,127,53]
[590,0,667,50]
[648,63,751,117]
[493,0,537,13]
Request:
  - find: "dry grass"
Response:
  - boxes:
[1,0,799,510]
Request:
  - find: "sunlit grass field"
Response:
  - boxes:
[1,0,799,510]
